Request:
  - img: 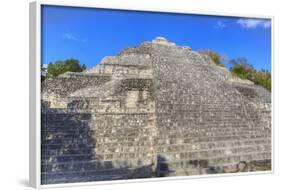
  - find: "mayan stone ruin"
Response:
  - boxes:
[41,37,271,184]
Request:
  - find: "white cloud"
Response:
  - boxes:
[215,21,226,29]
[62,33,87,42]
[237,18,271,29]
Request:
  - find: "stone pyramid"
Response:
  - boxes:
[41,37,271,184]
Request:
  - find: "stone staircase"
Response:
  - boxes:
[41,112,94,184]
[150,42,271,177]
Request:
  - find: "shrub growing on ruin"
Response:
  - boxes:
[47,59,87,77]
[229,58,271,91]
[199,50,225,67]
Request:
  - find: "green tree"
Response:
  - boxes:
[64,59,86,73]
[229,58,254,80]
[254,69,271,91]
[229,58,271,91]
[199,50,225,67]
[47,59,86,77]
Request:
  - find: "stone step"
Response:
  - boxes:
[42,131,91,137]
[42,137,270,156]
[159,111,248,116]
[43,141,154,151]
[41,132,92,141]
[94,134,269,144]
[41,165,153,184]
[91,123,151,129]
[42,148,154,161]
[42,158,152,173]
[158,159,271,177]
[42,138,270,158]
[42,136,152,145]
[158,126,270,132]
[156,122,268,129]
[157,140,270,153]
[41,154,93,164]
[42,121,268,133]
[96,139,269,155]
[42,151,154,163]
[41,123,90,129]
[91,131,154,138]
[87,128,270,139]
[158,167,218,176]
[158,131,271,139]
[42,148,93,156]
[157,134,270,145]
[42,145,154,156]
[41,127,90,132]
[157,152,271,172]
[96,137,270,152]
[162,106,246,111]
[90,127,154,135]
[41,113,91,119]
[41,164,153,176]
[41,144,94,151]
[41,120,91,125]
[43,144,270,163]
[157,146,271,162]
[41,127,91,133]
[92,137,269,149]
[41,137,151,146]
[90,127,154,133]
[42,138,94,145]
[157,119,266,125]
[157,131,270,139]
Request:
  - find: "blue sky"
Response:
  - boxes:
[41,5,272,71]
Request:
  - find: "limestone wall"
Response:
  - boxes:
[42,74,111,108]
[41,37,271,184]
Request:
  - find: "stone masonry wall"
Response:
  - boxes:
[41,74,111,108]
[41,37,271,184]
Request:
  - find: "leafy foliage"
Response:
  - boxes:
[229,58,254,80]
[199,50,225,67]
[47,59,87,77]
[229,58,271,91]
[253,70,271,92]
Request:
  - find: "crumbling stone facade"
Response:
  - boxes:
[41,37,271,184]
